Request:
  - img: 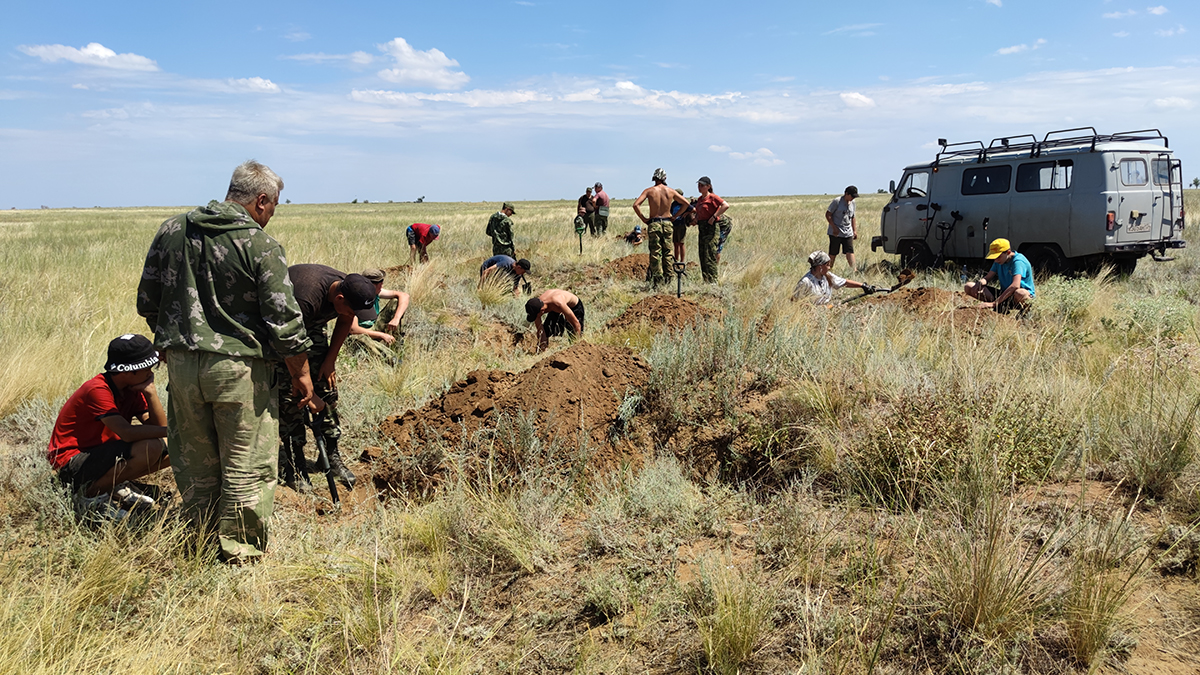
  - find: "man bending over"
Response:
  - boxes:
[525,289,584,352]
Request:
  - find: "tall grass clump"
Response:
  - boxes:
[691,559,776,675]
[1061,515,1144,668]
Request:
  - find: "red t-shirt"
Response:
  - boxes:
[694,192,725,222]
[410,223,439,246]
[47,374,148,470]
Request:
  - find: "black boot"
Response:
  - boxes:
[280,441,312,494]
[325,439,357,490]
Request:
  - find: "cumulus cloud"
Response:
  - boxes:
[1154,96,1193,109]
[986,0,1002,6]
[228,77,281,93]
[824,23,882,37]
[1114,31,1131,37]
[997,38,1046,55]
[1156,24,1186,36]
[840,92,876,108]
[708,145,732,153]
[284,51,374,65]
[727,148,785,166]
[1103,9,1137,18]
[351,88,549,107]
[17,42,158,71]
[376,37,469,90]
[1147,6,1168,15]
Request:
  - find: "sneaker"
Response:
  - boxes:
[113,483,155,511]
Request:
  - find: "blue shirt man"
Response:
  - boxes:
[479,255,531,297]
[964,238,1035,312]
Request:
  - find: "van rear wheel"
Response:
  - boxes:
[1023,245,1070,276]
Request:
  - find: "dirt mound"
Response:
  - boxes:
[861,286,959,314]
[606,294,718,332]
[373,342,651,493]
[600,254,698,281]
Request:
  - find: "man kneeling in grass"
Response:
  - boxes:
[791,251,880,306]
[479,255,531,298]
[526,289,584,353]
[964,237,1035,313]
[47,334,170,515]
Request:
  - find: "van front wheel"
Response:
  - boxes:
[898,240,934,269]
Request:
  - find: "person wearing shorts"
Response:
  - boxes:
[48,334,170,499]
[671,191,693,264]
[525,289,584,352]
[825,186,858,271]
[407,222,441,264]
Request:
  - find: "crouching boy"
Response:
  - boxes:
[47,334,170,508]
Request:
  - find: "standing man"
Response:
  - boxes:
[633,168,693,287]
[485,202,517,257]
[964,238,1036,312]
[277,265,378,493]
[525,289,584,352]
[694,177,731,284]
[137,160,314,563]
[671,189,692,264]
[407,222,441,264]
[592,182,611,237]
[577,187,595,236]
[826,186,858,271]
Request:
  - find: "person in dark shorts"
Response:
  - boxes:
[525,289,584,352]
[406,222,441,264]
[671,190,694,264]
[825,185,858,271]
[48,334,170,507]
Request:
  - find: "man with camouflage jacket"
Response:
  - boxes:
[485,202,517,257]
[137,160,315,564]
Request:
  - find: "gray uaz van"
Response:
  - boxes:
[871,128,1185,275]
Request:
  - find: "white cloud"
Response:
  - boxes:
[376,37,469,90]
[840,92,876,108]
[997,38,1046,55]
[1103,9,1137,18]
[351,88,549,107]
[1156,24,1186,36]
[515,1,535,5]
[1147,5,1168,15]
[986,0,1002,6]
[227,77,281,93]
[284,30,311,42]
[708,145,732,153]
[285,51,374,65]
[17,42,158,71]
[824,23,882,35]
[71,83,88,90]
[727,148,785,166]
[1154,96,1193,109]
[1114,31,1130,37]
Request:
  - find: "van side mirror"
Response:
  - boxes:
[889,180,896,194]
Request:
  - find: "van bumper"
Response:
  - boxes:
[871,235,886,252]
[1105,240,1186,253]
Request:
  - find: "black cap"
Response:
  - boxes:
[339,273,378,323]
[106,334,159,373]
[525,297,544,323]
[845,185,859,197]
[697,176,712,186]
[516,258,531,273]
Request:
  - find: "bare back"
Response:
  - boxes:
[634,183,690,221]
[539,288,578,313]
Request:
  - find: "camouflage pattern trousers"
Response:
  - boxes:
[697,215,731,283]
[277,329,341,455]
[646,219,674,286]
[163,350,278,562]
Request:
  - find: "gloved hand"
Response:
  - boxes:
[863,284,880,294]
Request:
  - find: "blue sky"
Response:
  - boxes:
[2,0,1198,208]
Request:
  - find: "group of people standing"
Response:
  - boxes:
[632,169,732,286]
[576,183,611,237]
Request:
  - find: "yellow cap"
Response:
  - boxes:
[986,238,1011,260]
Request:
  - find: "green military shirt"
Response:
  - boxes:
[485,211,514,250]
[137,200,311,360]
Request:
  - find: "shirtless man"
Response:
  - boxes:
[525,289,584,352]
[633,168,693,286]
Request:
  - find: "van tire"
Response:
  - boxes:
[1022,245,1070,276]
[898,240,934,269]
[1113,257,1137,277]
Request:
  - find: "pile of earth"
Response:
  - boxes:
[372,342,651,494]
[602,254,697,281]
[861,286,959,314]
[606,294,718,332]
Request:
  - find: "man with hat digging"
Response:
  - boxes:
[486,202,518,257]
[277,264,379,493]
[964,238,1036,312]
[47,333,171,517]
[525,289,584,353]
[349,268,410,345]
[791,251,880,305]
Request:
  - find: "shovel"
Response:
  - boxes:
[842,268,915,304]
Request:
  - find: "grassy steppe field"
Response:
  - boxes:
[1,192,1199,673]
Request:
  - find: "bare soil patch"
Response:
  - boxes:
[373,342,651,493]
[606,294,718,332]
[861,286,960,314]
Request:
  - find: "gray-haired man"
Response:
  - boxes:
[138,160,314,563]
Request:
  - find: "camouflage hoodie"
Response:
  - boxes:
[137,200,311,360]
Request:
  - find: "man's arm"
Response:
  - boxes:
[851,214,858,239]
[319,315,354,386]
[101,414,168,442]
[136,225,172,332]
[632,189,651,224]
[379,290,409,330]
[710,198,729,223]
[284,352,315,409]
[533,314,548,351]
[824,209,835,227]
[136,379,168,428]
[988,273,1023,306]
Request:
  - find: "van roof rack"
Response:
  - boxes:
[934,128,1168,166]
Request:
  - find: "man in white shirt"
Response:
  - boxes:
[792,251,879,305]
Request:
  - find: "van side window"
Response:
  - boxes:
[898,171,930,198]
[1152,159,1176,185]
[1016,160,1073,192]
[960,165,1012,196]
[1120,159,1147,186]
